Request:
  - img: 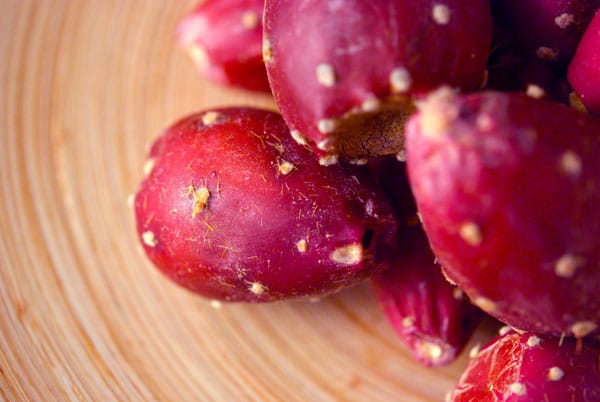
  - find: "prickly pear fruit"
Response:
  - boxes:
[449,332,600,401]
[490,0,600,66]
[369,156,481,367]
[134,107,397,302]
[263,0,492,160]
[568,8,600,114]
[406,88,600,337]
[372,229,482,367]
[177,0,270,92]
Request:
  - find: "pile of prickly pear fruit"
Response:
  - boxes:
[134,0,600,399]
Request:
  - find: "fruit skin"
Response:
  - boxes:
[263,0,492,160]
[490,0,600,67]
[450,331,600,401]
[177,0,270,92]
[134,107,397,302]
[405,89,600,337]
[369,156,481,367]
[568,8,600,114]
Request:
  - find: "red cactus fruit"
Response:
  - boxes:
[372,229,482,367]
[134,107,397,302]
[405,88,600,337]
[449,332,600,401]
[490,0,600,67]
[369,156,481,367]
[263,0,492,160]
[568,8,600,114]
[177,0,270,92]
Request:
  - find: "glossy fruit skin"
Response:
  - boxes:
[406,89,600,337]
[134,107,397,302]
[263,0,492,159]
[450,332,600,401]
[177,0,270,92]
[369,156,481,367]
[568,8,600,114]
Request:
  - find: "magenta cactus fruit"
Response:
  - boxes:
[372,229,482,367]
[134,107,397,302]
[490,0,600,66]
[449,332,600,401]
[406,88,600,337]
[263,0,492,160]
[177,0,270,92]
[568,8,600,114]
[369,156,481,367]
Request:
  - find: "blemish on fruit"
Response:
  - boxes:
[143,158,156,176]
[473,296,496,313]
[296,239,307,253]
[317,118,336,134]
[241,10,259,29]
[187,184,211,218]
[459,221,482,246]
[330,243,363,265]
[389,67,412,93]
[509,382,526,396]
[418,341,443,361]
[402,316,415,328]
[452,288,464,300]
[249,282,267,295]
[555,13,574,29]
[469,344,481,358]
[277,160,295,175]
[571,321,597,338]
[559,150,582,176]
[142,231,157,247]
[432,4,450,25]
[547,366,564,381]
[526,84,545,99]
[262,37,273,63]
[498,325,511,336]
[418,87,458,139]
[202,111,224,126]
[569,92,588,113]
[319,155,338,166]
[476,113,494,131]
[536,46,559,61]
[361,97,380,112]
[315,63,337,87]
[290,130,308,146]
[187,45,209,68]
[526,335,541,347]
[555,254,584,278]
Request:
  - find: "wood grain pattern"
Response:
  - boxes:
[0,1,495,400]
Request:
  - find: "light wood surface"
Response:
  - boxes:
[0,1,495,401]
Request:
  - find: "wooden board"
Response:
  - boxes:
[0,1,496,400]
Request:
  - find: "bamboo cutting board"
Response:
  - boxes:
[0,1,495,401]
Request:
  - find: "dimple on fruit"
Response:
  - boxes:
[134,107,397,302]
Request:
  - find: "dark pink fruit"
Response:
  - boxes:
[372,229,482,367]
[134,107,397,302]
[263,0,492,160]
[568,8,600,114]
[406,88,600,337]
[177,0,270,92]
[490,0,600,66]
[450,332,600,401]
[370,156,481,367]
